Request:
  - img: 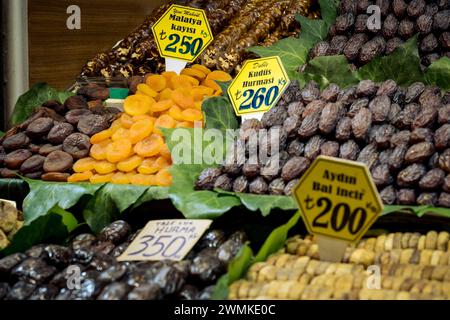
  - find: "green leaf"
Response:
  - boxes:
[11,83,74,125]
[212,211,301,299]
[83,184,169,233]
[211,244,254,300]
[300,55,360,89]
[1,206,77,255]
[425,57,450,90]
[356,36,425,86]
[255,211,301,262]
[215,191,297,216]
[249,1,339,82]
[318,0,340,27]
[23,179,104,225]
[382,205,450,218]
[202,96,239,131]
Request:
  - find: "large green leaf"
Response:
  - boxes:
[212,211,300,299]
[23,179,104,225]
[425,57,450,90]
[211,244,254,300]
[356,36,425,86]
[1,206,78,255]
[11,83,74,125]
[299,55,360,89]
[202,96,239,132]
[249,0,339,78]
[83,184,169,233]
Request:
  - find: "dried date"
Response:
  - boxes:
[397,163,427,187]
[319,103,341,134]
[352,108,372,140]
[434,124,450,149]
[397,189,416,205]
[281,157,310,182]
[419,168,445,190]
[249,177,268,195]
[335,117,353,141]
[405,142,435,163]
[320,141,340,157]
[195,168,222,190]
[304,136,325,161]
[380,186,397,205]
[232,176,248,193]
[339,140,360,161]
[411,128,434,143]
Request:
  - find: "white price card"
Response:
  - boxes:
[118,219,212,262]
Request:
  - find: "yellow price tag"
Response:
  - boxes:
[293,156,383,244]
[228,56,290,116]
[151,5,213,63]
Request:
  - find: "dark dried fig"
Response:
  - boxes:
[65,109,93,126]
[77,115,110,136]
[41,172,70,182]
[4,149,32,169]
[26,118,54,138]
[64,96,88,110]
[44,151,73,173]
[20,155,45,174]
[47,123,74,145]
[39,144,63,157]
[63,133,91,159]
[2,133,30,151]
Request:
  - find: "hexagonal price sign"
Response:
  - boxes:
[228,56,290,116]
[293,156,384,243]
[152,5,213,63]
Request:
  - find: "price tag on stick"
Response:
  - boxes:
[152,5,214,74]
[228,56,290,121]
[118,219,212,262]
[293,156,384,262]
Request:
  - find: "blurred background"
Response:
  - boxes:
[1,0,168,130]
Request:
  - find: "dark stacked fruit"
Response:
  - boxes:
[196,80,450,208]
[0,221,246,300]
[200,0,316,73]
[310,0,450,68]
[0,84,120,182]
[79,0,248,79]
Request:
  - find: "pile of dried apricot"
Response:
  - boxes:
[68,65,232,187]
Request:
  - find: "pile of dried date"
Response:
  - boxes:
[0,220,246,300]
[196,80,450,208]
[310,0,450,67]
[0,84,120,182]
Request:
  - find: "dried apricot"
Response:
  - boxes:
[146,75,166,92]
[155,156,172,170]
[137,84,158,98]
[182,108,203,122]
[191,64,211,75]
[90,139,111,161]
[162,71,177,81]
[151,100,173,113]
[90,129,113,144]
[110,120,122,132]
[176,121,195,128]
[180,74,199,86]
[117,155,143,173]
[202,79,221,92]
[68,171,94,183]
[138,157,159,175]
[192,86,214,101]
[90,173,114,184]
[133,115,155,123]
[73,157,96,173]
[155,169,173,187]
[94,161,117,174]
[134,134,164,157]
[171,89,195,109]
[120,114,134,129]
[154,115,176,135]
[111,172,130,185]
[106,139,132,163]
[181,68,206,81]
[130,174,156,186]
[170,75,193,90]
[194,101,203,111]
[130,119,154,144]
[168,105,185,121]
[124,95,154,116]
[206,70,232,82]
[160,144,172,160]
[157,88,173,101]
[112,127,131,141]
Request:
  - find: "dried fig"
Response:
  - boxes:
[63,133,91,159]
[47,123,74,145]
[44,151,73,173]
